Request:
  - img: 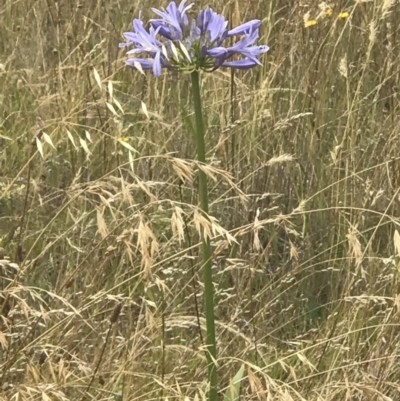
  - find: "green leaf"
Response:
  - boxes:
[223,364,245,401]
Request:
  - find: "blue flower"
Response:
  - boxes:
[151,0,193,40]
[120,1,269,76]
[119,18,169,76]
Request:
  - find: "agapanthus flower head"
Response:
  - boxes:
[120,0,269,76]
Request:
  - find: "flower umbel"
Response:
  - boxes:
[120,0,269,76]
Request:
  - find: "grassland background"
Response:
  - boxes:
[1,0,400,400]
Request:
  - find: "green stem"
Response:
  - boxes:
[190,70,217,401]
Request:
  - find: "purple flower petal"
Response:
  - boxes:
[227,20,261,36]
[221,59,259,69]
[230,28,260,50]
[245,45,270,56]
[151,10,183,39]
[207,46,228,57]
[198,8,228,42]
[178,0,194,15]
[126,58,156,70]
[126,55,166,77]
[235,45,270,64]
[150,0,193,41]
[151,20,174,40]
[153,51,162,76]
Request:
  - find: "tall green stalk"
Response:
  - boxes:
[190,70,217,401]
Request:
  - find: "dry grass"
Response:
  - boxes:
[1,0,400,400]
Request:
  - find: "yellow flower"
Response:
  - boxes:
[305,19,318,28]
[338,11,349,19]
[325,8,333,17]
[118,136,130,142]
